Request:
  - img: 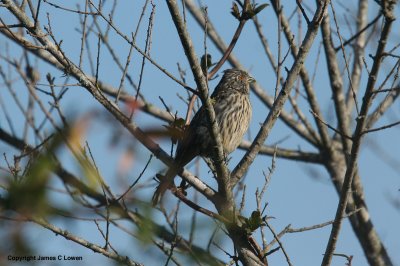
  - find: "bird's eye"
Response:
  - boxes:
[237,74,247,82]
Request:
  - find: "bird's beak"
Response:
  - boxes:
[248,76,256,84]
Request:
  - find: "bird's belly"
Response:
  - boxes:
[218,96,252,154]
[193,94,252,157]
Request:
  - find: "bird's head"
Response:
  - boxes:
[221,68,255,94]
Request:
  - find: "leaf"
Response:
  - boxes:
[234,0,244,8]
[177,118,186,127]
[247,211,263,231]
[243,3,269,20]
[209,98,217,106]
[5,133,63,216]
[200,53,213,74]
[254,3,269,15]
[241,210,263,234]
[231,2,241,20]
[136,208,156,245]
[164,118,187,144]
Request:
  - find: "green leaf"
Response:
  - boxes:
[239,211,264,235]
[200,53,213,74]
[243,3,269,20]
[173,117,186,128]
[5,133,63,216]
[136,208,156,245]
[247,210,262,231]
[164,118,187,144]
[254,3,269,15]
[231,2,241,20]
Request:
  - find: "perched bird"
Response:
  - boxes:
[152,69,254,205]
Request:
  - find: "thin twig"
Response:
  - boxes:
[207,20,246,79]
[362,120,400,135]
[265,220,292,266]
[78,0,89,68]
[135,2,156,102]
[334,13,382,52]
[43,0,98,15]
[330,1,360,115]
[321,2,396,264]
[231,0,332,186]
[309,110,352,140]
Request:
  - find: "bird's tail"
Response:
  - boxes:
[152,163,180,206]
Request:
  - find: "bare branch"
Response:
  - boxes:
[231,0,331,186]
[184,0,321,147]
[166,0,231,206]
[321,2,396,264]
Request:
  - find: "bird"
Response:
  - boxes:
[152,68,254,205]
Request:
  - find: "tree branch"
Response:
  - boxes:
[0,128,224,265]
[184,0,321,147]
[0,0,216,202]
[321,1,396,264]
[166,0,231,205]
[231,0,331,187]
[166,1,266,265]
[270,0,331,152]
